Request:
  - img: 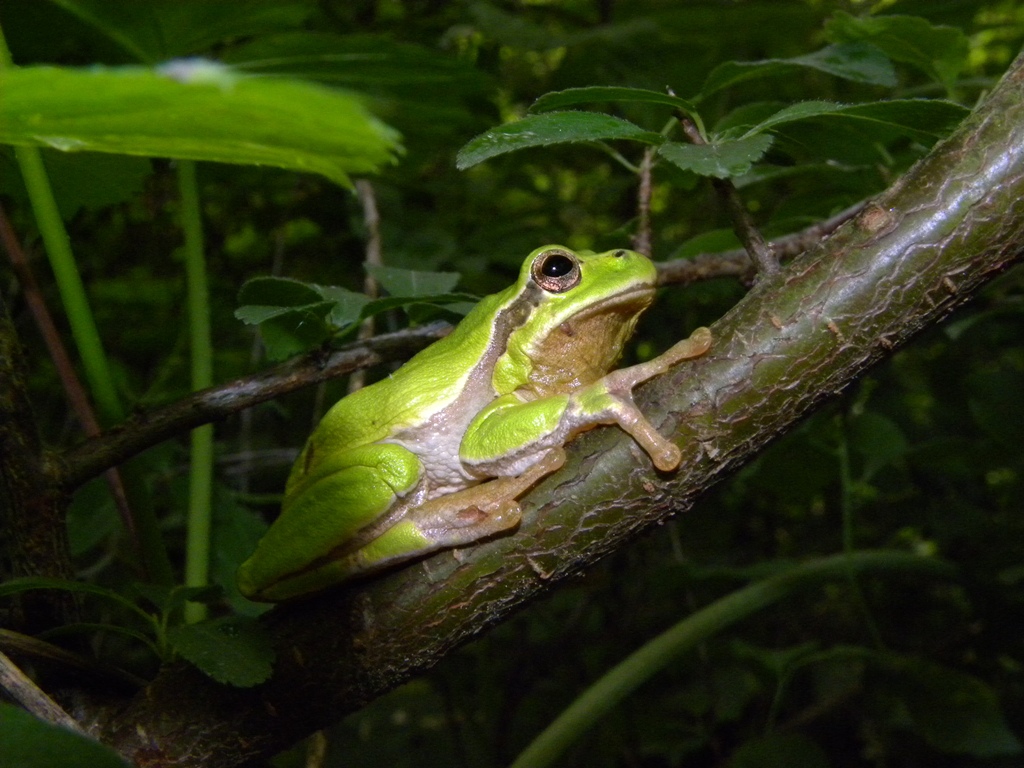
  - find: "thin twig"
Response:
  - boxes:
[0,204,141,553]
[679,116,779,276]
[59,322,451,490]
[656,201,866,286]
[632,147,655,257]
[0,649,85,733]
[349,179,383,394]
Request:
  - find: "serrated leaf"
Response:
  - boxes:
[825,11,968,91]
[167,616,274,687]
[456,111,663,169]
[657,134,773,178]
[744,99,968,142]
[255,310,334,361]
[237,276,325,308]
[701,42,897,97]
[365,265,461,297]
[531,86,696,115]
[234,302,332,326]
[0,703,131,768]
[0,62,401,188]
[315,286,372,329]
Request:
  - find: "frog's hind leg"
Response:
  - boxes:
[355,447,566,572]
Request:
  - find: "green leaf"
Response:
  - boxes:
[48,0,313,62]
[825,11,969,92]
[0,577,150,624]
[731,732,830,768]
[874,654,1022,757]
[967,367,1024,448]
[223,32,489,111]
[456,111,663,169]
[0,703,131,768]
[657,134,773,178]
[848,411,908,478]
[701,42,897,97]
[0,148,152,220]
[167,616,274,687]
[0,62,402,188]
[236,276,325,311]
[315,285,373,329]
[365,265,461,297]
[530,86,696,115]
[743,99,968,143]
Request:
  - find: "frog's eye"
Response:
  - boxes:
[532,248,581,293]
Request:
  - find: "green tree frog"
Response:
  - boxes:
[238,245,711,601]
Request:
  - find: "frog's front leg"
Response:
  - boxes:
[463,326,712,474]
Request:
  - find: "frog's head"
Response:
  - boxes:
[497,245,659,396]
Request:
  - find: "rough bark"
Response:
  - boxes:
[0,295,75,632]
[96,55,1024,767]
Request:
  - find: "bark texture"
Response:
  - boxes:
[98,55,1024,767]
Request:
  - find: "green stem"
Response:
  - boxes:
[0,26,123,425]
[509,551,956,768]
[177,161,214,624]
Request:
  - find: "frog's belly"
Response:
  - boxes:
[387,411,480,499]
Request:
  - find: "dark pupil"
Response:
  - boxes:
[541,253,574,277]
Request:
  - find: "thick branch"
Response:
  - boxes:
[97,55,1024,767]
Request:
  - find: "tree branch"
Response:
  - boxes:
[58,323,450,490]
[95,53,1024,768]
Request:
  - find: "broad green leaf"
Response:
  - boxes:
[167,616,274,687]
[224,32,489,99]
[365,265,461,297]
[0,62,402,188]
[531,86,696,115]
[48,0,312,62]
[743,99,968,142]
[456,111,663,169]
[0,703,131,768]
[658,134,773,178]
[0,148,151,219]
[701,42,897,97]
[825,11,969,92]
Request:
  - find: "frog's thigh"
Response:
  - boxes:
[240,444,422,592]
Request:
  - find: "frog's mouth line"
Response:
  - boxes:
[569,284,657,321]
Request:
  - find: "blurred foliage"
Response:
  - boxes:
[1,0,1024,766]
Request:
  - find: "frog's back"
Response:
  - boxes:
[306,290,513,456]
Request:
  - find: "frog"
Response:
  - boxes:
[237,245,712,601]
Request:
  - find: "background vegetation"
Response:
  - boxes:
[1,1,1023,767]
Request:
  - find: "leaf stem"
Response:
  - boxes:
[177,161,214,624]
[509,551,956,768]
[0,24,123,425]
